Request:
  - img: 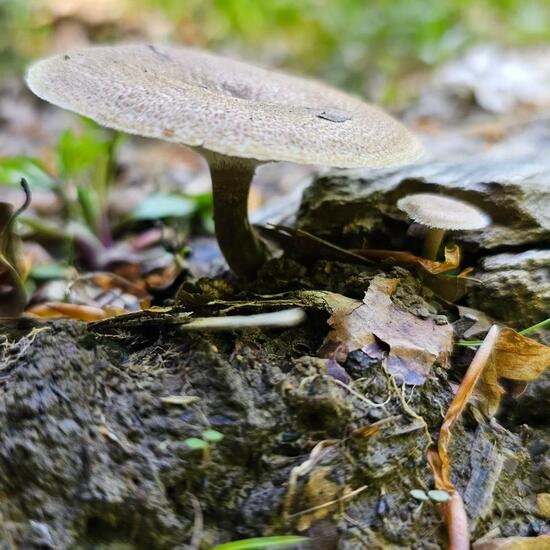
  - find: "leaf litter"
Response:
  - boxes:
[315,275,454,384]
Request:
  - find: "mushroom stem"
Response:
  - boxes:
[423,228,446,260]
[208,155,267,277]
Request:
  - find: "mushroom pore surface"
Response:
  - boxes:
[26,43,422,168]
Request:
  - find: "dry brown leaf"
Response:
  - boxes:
[429,325,550,550]
[261,225,466,277]
[0,201,28,317]
[428,326,501,550]
[473,535,550,549]
[477,327,550,416]
[26,302,123,322]
[352,244,462,275]
[318,276,454,384]
[424,267,476,303]
[144,262,183,291]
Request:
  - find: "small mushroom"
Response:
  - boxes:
[27,43,422,277]
[397,193,491,260]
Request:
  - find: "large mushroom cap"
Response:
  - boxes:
[397,193,491,230]
[26,43,422,168]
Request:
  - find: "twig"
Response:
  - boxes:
[179,307,306,332]
[283,440,337,518]
[287,485,368,518]
[383,363,433,448]
[189,494,204,550]
[332,378,392,408]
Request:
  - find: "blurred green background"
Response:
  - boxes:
[1,0,550,104]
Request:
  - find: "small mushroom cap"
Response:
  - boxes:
[26,43,422,169]
[397,193,491,230]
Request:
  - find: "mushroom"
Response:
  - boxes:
[26,43,422,277]
[397,193,491,260]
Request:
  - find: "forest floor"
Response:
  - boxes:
[1,45,550,549]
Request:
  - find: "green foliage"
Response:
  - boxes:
[184,437,209,450]
[131,193,196,221]
[410,488,450,503]
[0,157,55,189]
[201,429,224,442]
[29,263,69,281]
[133,0,550,98]
[184,429,224,451]
[76,185,102,236]
[55,121,121,238]
[56,123,117,182]
[0,0,30,72]
[191,192,215,234]
[428,489,451,502]
[3,0,550,101]
[410,489,429,501]
[212,535,308,550]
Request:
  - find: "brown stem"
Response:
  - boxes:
[207,154,268,278]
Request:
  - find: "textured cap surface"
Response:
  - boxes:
[26,43,422,168]
[397,193,491,230]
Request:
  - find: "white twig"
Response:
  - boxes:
[333,378,391,408]
[180,307,306,332]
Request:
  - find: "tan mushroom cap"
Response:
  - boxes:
[397,193,491,230]
[26,43,422,169]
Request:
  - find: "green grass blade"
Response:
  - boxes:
[212,535,308,550]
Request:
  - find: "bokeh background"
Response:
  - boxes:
[2,0,550,105]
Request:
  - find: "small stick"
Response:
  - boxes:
[180,307,306,332]
[287,485,368,518]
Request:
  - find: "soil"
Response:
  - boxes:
[0,259,548,549]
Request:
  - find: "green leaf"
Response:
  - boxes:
[428,489,450,502]
[212,536,309,550]
[184,437,208,450]
[201,429,224,442]
[131,194,196,221]
[0,157,55,189]
[57,128,111,179]
[76,185,101,235]
[410,489,429,501]
[30,263,69,281]
[192,192,214,233]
